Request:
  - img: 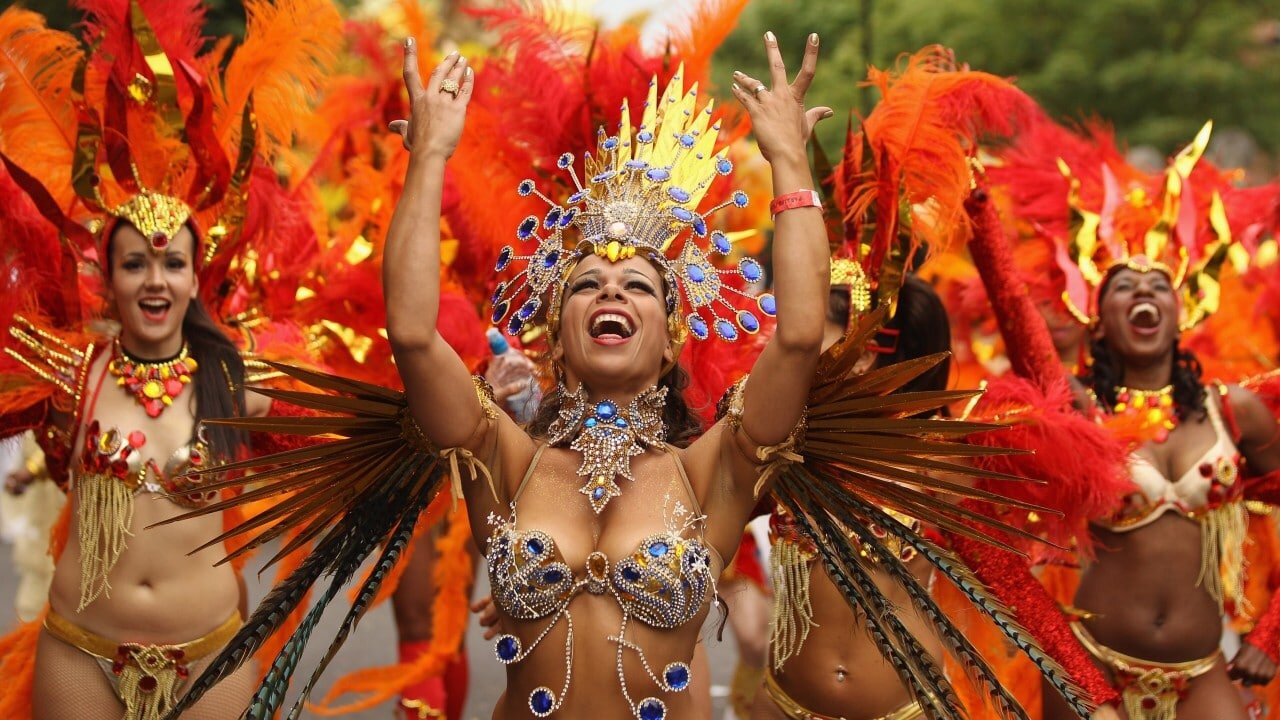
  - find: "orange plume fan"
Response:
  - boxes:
[0,7,82,204]
[217,0,342,154]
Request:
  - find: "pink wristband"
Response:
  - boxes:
[769,189,821,218]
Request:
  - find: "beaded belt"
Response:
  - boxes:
[1070,620,1219,720]
[45,609,240,720]
[763,669,925,720]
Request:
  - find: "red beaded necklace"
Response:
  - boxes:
[108,339,199,418]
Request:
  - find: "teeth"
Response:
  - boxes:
[1128,302,1159,322]
[591,313,633,336]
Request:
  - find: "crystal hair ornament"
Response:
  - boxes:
[491,66,776,343]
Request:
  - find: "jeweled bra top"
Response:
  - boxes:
[484,444,720,719]
[1094,387,1247,610]
[77,420,215,506]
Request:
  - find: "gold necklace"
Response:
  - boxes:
[108,339,199,418]
[1111,384,1176,443]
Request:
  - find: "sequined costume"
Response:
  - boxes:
[0,0,338,717]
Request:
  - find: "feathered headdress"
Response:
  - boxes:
[490,67,773,343]
[822,47,1039,320]
[0,0,340,328]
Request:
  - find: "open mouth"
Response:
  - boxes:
[1127,302,1161,334]
[589,311,634,343]
[138,298,172,322]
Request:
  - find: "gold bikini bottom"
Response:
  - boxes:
[1070,620,1220,720]
[764,669,925,720]
[44,609,240,720]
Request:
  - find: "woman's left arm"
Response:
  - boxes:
[727,33,832,453]
[1228,385,1280,681]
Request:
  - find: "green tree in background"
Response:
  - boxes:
[714,0,1280,157]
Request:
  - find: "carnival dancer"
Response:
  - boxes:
[156,31,1099,720]
[960,116,1280,720]
[0,1,340,717]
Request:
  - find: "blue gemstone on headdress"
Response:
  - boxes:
[595,401,617,420]
[602,136,619,151]
[668,187,691,203]
[664,663,690,691]
[759,293,777,316]
[568,190,586,204]
[689,315,709,340]
[492,282,507,304]
[711,231,731,254]
[496,635,520,662]
[560,208,577,227]
[716,157,733,175]
[592,170,617,183]
[543,250,560,269]
[671,207,695,223]
[517,179,535,196]
[687,264,706,283]
[648,541,669,557]
[543,569,563,584]
[716,319,739,341]
[646,168,671,182]
[496,247,513,271]
[518,216,539,240]
[526,537,544,555]
[625,160,648,170]
[622,566,641,582]
[544,207,562,229]
[679,133,696,148]
[732,191,749,208]
[557,153,574,169]
[507,316,524,335]
[740,258,763,282]
[691,215,707,237]
[637,130,654,143]
[738,310,760,334]
[518,300,539,320]
[638,698,666,720]
[530,688,555,716]
[491,301,509,323]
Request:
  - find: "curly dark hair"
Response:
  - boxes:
[525,363,704,448]
[1081,336,1206,422]
[1079,270,1207,421]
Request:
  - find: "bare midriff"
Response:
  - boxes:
[770,555,940,719]
[1075,514,1222,663]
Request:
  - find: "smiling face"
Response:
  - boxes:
[554,254,675,397]
[1094,266,1179,369]
[107,222,199,358]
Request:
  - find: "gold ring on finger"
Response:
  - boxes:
[440,79,461,98]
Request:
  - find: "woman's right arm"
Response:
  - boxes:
[383,42,488,449]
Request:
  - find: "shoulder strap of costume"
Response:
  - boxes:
[1213,381,1243,443]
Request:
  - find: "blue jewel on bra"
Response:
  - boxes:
[663,662,690,691]
[543,569,563,583]
[622,566,641,582]
[638,697,666,720]
[585,417,598,428]
[526,537,544,555]
[648,541,668,557]
[530,687,555,717]
[496,634,520,663]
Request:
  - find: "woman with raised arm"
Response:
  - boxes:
[379,30,829,717]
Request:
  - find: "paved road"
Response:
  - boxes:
[0,537,742,719]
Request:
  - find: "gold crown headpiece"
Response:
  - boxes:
[1056,121,1236,330]
[491,66,775,343]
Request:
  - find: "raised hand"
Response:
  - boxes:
[730,32,833,165]
[388,38,474,158]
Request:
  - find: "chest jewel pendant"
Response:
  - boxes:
[548,384,667,513]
